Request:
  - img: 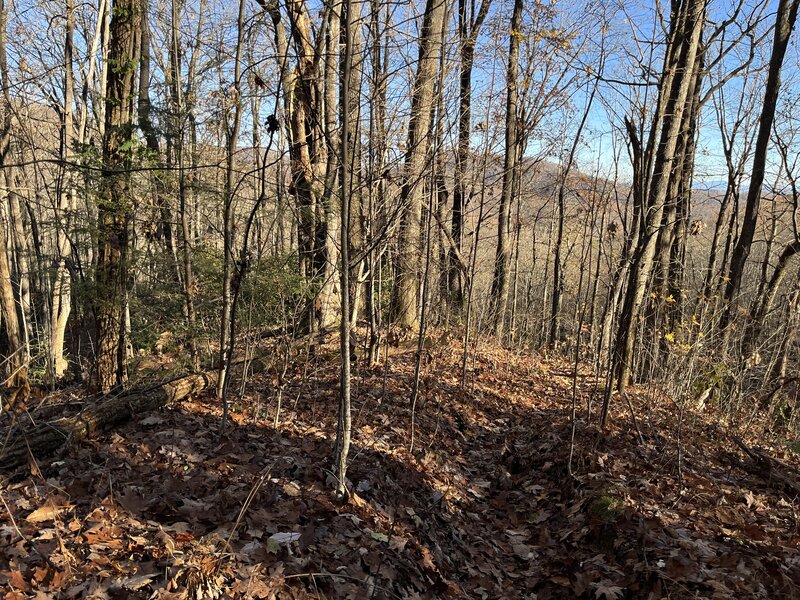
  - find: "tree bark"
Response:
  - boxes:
[366,0,387,365]
[265,0,335,332]
[390,0,447,329]
[0,0,24,387]
[138,0,178,278]
[93,0,141,393]
[490,0,523,339]
[170,0,202,370]
[449,0,491,308]
[610,0,705,395]
[217,0,246,425]
[50,0,78,381]
[334,0,354,501]
[549,74,600,346]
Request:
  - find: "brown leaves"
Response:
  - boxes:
[24,502,72,524]
[2,334,800,598]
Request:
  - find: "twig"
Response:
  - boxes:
[282,571,402,599]
[623,392,645,445]
[368,517,397,600]
[215,463,274,574]
[0,489,58,570]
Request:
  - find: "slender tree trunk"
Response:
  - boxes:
[550,74,600,346]
[347,17,365,326]
[490,0,522,339]
[50,0,78,381]
[7,189,31,356]
[746,240,800,351]
[334,0,354,502]
[651,49,701,362]
[0,0,25,386]
[366,0,387,365]
[722,0,800,327]
[756,196,779,302]
[588,191,606,351]
[449,0,491,309]
[138,0,178,279]
[319,1,342,329]
[172,0,201,370]
[702,175,735,302]
[217,0,245,419]
[0,220,22,386]
[266,0,332,333]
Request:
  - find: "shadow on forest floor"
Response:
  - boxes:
[1,333,800,599]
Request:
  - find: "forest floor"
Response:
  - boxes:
[2,330,800,599]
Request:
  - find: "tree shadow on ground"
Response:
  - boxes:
[2,343,800,599]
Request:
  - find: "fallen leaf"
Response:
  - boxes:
[26,504,70,524]
[282,482,301,497]
[594,582,624,599]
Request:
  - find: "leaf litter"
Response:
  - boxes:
[1,331,799,598]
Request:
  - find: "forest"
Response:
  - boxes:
[1,0,800,597]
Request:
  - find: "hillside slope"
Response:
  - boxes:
[1,333,799,599]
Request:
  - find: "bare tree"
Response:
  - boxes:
[216,0,246,418]
[334,0,356,502]
[608,0,706,399]
[449,0,491,308]
[721,0,800,333]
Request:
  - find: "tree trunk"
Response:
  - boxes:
[366,0,387,365]
[138,0,178,279]
[316,0,342,331]
[334,0,354,501]
[610,0,705,396]
[449,0,491,309]
[265,0,334,332]
[746,240,800,352]
[217,0,245,420]
[50,0,78,381]
[490,0,522,339]
[171,0,202,370]
[550,74,600,347]
[7,187,32,356]
[93,0,140,393]
[722,0,800,326]
[390,0,447,329]
[0,371,220,470]
[0,0,23,387]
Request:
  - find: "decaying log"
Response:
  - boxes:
[0,371,219,470]
[729,435,800,496]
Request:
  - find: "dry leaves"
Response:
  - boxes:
[1,332,799,598]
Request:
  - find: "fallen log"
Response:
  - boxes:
[0,339,311,472]
[729,435,800,496]
[0,371,219,471]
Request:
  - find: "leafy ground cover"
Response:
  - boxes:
[1,332,799,598]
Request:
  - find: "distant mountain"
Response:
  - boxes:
[695,179,730,192]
